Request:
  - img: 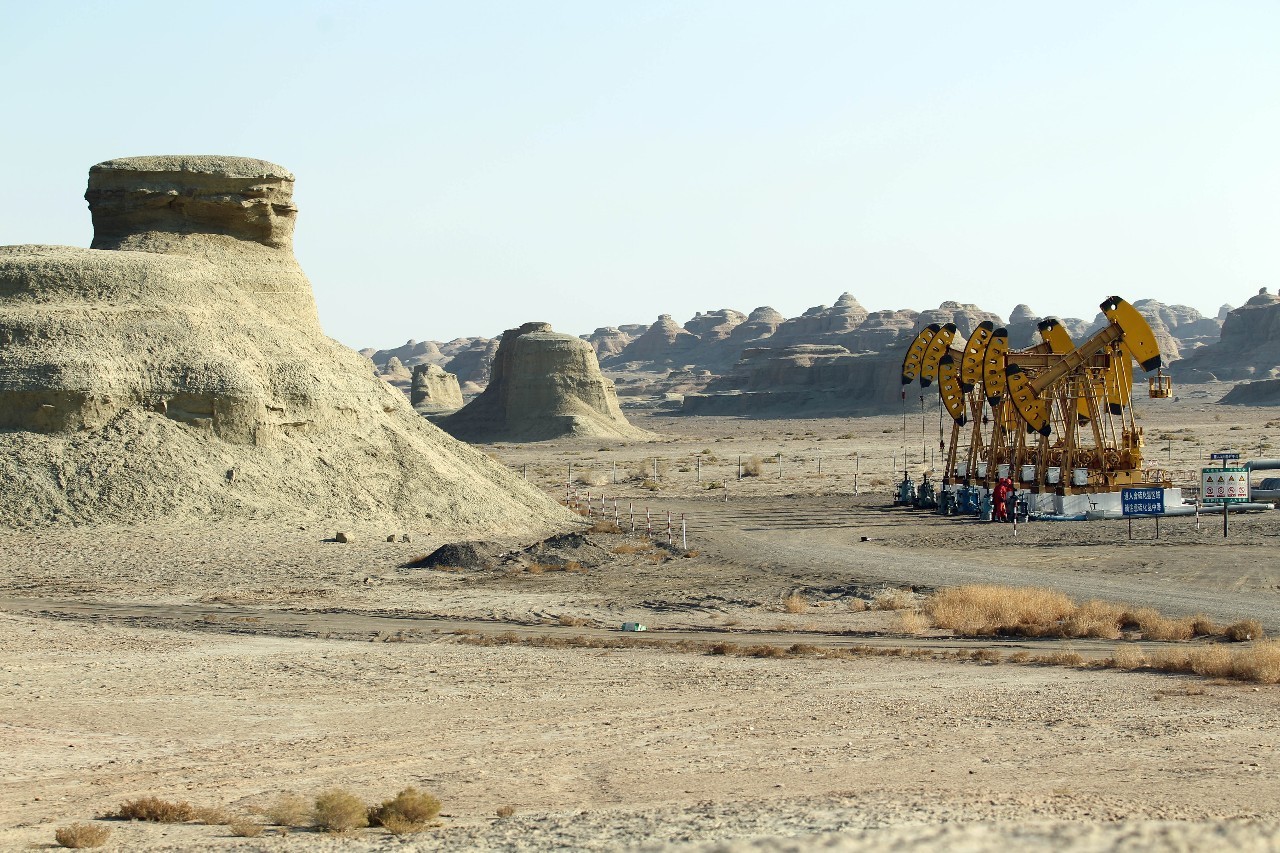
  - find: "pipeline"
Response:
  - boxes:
[1085,502,1274,521]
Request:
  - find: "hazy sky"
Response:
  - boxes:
[3,1,1277,348]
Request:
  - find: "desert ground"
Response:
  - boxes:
[3,386,1279,851]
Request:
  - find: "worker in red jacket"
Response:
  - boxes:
[993,477,1010,522]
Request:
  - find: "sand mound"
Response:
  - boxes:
[0,156,569,535]
[440,322,649,442]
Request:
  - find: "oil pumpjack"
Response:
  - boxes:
[898,296,1175,517]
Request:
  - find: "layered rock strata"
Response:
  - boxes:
[0,156,568,532]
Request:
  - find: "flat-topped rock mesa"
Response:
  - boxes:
[0,155,568,533]
[411,363,464,412]
[684,344,902,416]
[439,322,648,442]
[1172,288,1280,383]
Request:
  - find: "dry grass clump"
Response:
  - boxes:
[495,805,516,819]
[1109,645,1147,670]
[368,787,440,835]
[1036,650,1085,667]
[1235,640,1280,683]
[874,588,915,611]
[192,805,233,825]
[1062,600,1125,640]
[925,585,1074,636]
[893,610,930,635]
[112,796,196,822]
[741,456,763,477]
[612,542,652,554]
[1225,619,1265,642]
[1110,640,1280,683]
[312,789,369,833]
[782,592,808,613]
[587,520,622,534]
[264,792,312,826]
[54,823,111,848]
[228,819,265,837]
[709,641,736,655]
[846,598,868,612]
[1121,607,1195,641]
[557,614,589,627]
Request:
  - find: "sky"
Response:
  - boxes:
[2,1,1278,349]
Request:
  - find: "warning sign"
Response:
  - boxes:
[1201,467,1250,504]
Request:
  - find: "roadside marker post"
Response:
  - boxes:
[681,514,687,550]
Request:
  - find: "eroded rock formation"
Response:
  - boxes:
[439,322,647,441]
[0,156,568,532]
[1173,289,1280,382]
[411,363,464,411]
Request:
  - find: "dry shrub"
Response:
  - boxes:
[1109,645,1147,670]
[709,641,736,656]
[265,792,312,826]
[893,610,930,635]
[1188,645,1235,679]
[612,542,651,554]
[1225,619,1265,642]
[1037,650,1085,666]
[54,823,111,849]
[1190,614,1221,637]
[846,598,868,612]
[496,805,516,818]
[368,786,441,835]
[228,819,264,837]
[313,789,369,833]
[1147,648,1193,673]
[525,563,546,575]
[782,593,808,614]
[788,643,822,656]
[113,796,196,822]
[192,805,233,825]
[1008,651,1031,664]
[744,644,787,658]
[925,585,1074,636]
[558,614,589,627]
[971,648,1003,664]
[1062,600,1125,639]
[588,520,622,534]
[1125,607,1195,642]
[1236,640,1280,684]
[874,588,915,611]
[684,550,701,558]
[564,561,585,573]
[742,456,763,477]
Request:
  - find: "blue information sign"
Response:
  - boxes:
[1209,452,1241,461]
[1121,488,1164,517]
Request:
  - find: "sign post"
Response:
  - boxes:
[1204,453,1246,538]
[1121,487,1165,539]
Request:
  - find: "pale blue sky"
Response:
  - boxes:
[3,1,1277,348]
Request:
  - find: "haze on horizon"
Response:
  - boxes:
[2,1,1277,349]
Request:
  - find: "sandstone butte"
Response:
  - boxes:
[439,321,650,442]
[0,155,571,535]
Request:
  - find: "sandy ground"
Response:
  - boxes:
[3,392,1280,850]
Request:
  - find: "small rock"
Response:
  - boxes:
[400,534,411,543]
[335,531,353,543]
[386,534,396,542]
